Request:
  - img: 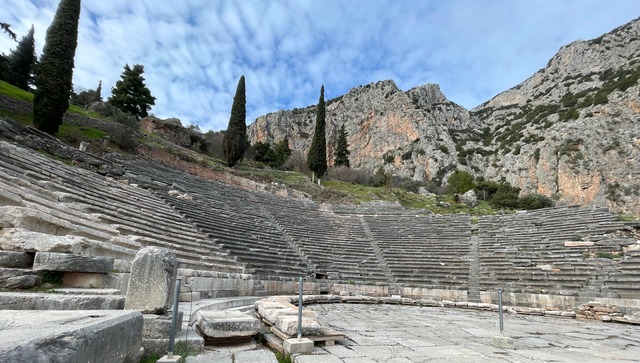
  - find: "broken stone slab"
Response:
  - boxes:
[0,251,33,268]
[0,310,143,362]
[125,247,177,314]
[490,335,515,349]
[32,252,114,273]
[0,228,94,256]
[195,310,260,339]
[275,315,323,336]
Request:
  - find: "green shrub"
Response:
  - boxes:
[447,170,474,194]
[489,183,520,209]
[517,194,553,210]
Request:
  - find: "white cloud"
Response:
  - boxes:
[2,0,640,131]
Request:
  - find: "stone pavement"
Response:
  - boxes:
[291,303,640,363]
[185,342,278,363]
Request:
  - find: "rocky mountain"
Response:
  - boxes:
[248,17,640,218]
[249,81,476,184]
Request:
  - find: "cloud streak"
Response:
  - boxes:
[2,0,639,131]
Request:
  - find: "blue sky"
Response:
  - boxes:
[2,1,640,131]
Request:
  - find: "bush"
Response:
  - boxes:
[327,167,385,187]
[489,183,521,209]
[110,127,138,152]
[447,170,474,194]
[517,194,553,210]
[388,175,422,193]
[281,151,309,173]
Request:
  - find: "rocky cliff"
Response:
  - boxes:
[249,81,476,184]
[248,17,640,217]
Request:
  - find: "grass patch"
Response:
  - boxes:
[56,123,107,144]
[0,80,33,102]
[275,351,293,363]
[0,109,33,125]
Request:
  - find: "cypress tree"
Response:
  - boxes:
[307,85,327,177]
[222,75,246,167]
[334,123,350,167]
[33,0,81,135]
[4,25,37,90]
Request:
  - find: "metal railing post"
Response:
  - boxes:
[168,276,182,357]
[498,289,504,335]
[297,276,303,340]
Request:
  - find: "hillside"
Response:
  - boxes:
[248,17,640,218]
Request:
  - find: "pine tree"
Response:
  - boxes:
[307,85,327,177]
[4,25,37,90]
[108,64,155,119]
[334,123,350,167]
[33,0,81,135]
[222,75,247,167]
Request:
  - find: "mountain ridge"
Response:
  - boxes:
[248,16,640,218]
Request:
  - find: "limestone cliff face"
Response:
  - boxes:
[248,17,640,217]
[466,17,640,217]
[248,81,475,182]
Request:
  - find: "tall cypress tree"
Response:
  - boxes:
[33,0,81,135]
[307,85,327,177]
[222,75,246,167]
[334,123,350,167]
[4,25,36,90]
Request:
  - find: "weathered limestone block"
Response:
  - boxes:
[263,307,318,323]
[33,252,114,273]
[143,313,183,339]
[125,247,177,314]
[0,292,124,310]
[195,310,260,339]
[0,310,143,363]
[5,274,40,289]
[275,315,322,336]
[0,268,41,288]
[0,229,93,255]
[0,251,33,268]
[565,241,595,247]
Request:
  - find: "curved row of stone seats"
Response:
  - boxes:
[363,214,471,288]
[0,141,243,278]
[477,206,639,297]
[259,202,388,283]
[115,159,311,279]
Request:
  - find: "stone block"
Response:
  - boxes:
[195,310,260,339]
[0,310,143,362]
[235,350,279,362]
[32,252,114,273]
[157,355,183,363]
[143,312,183,339]
[0,251,33,268]
[565,241,595,247]
[62,272,106,288]
[283,337,314,354]
[125,247,177,314]
[275,315,322,336]
[5,274,40,289]
[490,335,515,349]
[0,268,41,288]
[0,292,124,310]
